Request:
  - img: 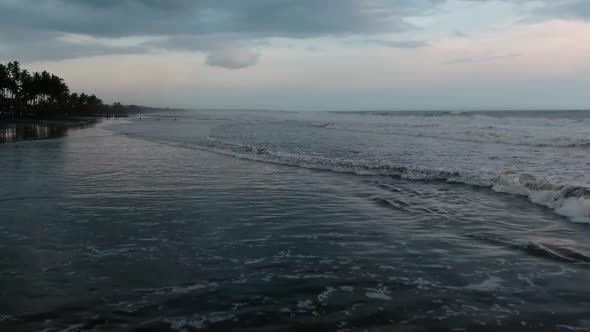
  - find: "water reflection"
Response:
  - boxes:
[0,123,70,143]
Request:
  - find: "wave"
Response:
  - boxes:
[342,110,590,120]
[518,241,590,264]
[149,136,590,224]
[323,114,590,148]
[468,233,590,264]
[320,124,590,149]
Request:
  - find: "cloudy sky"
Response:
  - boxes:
[1,0,589,110]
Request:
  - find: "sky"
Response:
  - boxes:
[1,0,589,111]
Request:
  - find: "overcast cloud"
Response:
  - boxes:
[0,0,448,66]
[0,0,586,65]
[1,0,589,110]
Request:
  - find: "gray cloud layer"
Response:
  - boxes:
[0,0,445,67]
[0,0,586,67]
[0,0,443,38]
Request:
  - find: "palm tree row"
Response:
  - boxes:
[0,61,110,118]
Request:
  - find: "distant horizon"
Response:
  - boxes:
[157,107,590,113]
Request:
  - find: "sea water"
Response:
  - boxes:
[1,110,589,331]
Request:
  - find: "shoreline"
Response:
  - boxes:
[0,117,99,127]
[0,117,100,144]
[0,108,181,144]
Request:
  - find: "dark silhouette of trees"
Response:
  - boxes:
[0,63,10,112]
[0,61,123,119]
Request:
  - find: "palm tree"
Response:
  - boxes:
[31,72,43,106]
[20,69,34,109]
[1,60,112,118]
[5,61,24,115]
[0,64,9,114]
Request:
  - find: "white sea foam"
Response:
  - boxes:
[317,286,337,303]
[135,282,219,295]
[167,312,235,331]
[297,299,314,310]
[465,276,503,292]
[182,140,590,223]
[365,286,392,300]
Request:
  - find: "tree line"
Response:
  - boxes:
[0,61,126,119]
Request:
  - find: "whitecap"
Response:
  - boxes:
[465,276,503,292]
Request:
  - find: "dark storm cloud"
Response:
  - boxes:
[0,0,586,65]
[0,0,448,65]
[0,0,446,38]
[0,0,448,66]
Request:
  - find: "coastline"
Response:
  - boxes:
[0,117,98,127]
[0,105,179,144]
[0,118,98,144]
[0,107,179,143]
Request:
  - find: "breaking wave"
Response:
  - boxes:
[325,113,590,148]
[467,233,590,264]
[154,137,590,224]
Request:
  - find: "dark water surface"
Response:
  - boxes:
[0,122,70,143]
[1,112,590,331]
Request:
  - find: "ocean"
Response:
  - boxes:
[1,110,589,331]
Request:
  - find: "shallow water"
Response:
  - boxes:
[0,122,69,143]
[1,111,590,331]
